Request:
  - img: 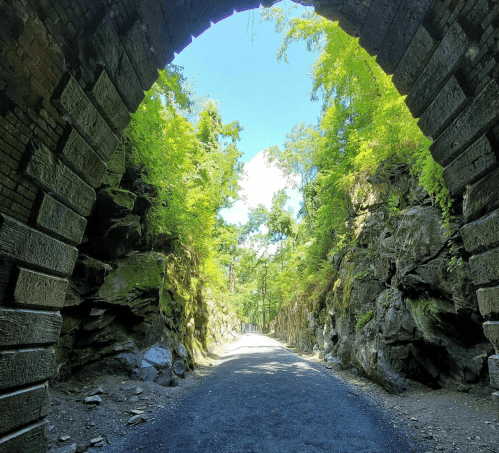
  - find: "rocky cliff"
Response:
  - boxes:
[54,145,240,386]
[272,160,494,394]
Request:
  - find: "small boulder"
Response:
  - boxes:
[84,395,102,404]
[143,347,172,369]
[87,387,104,397]
[173,360,185,377]
[128,415,145,425]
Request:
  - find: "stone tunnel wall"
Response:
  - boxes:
[0,0,499,451]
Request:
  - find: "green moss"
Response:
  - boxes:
[98,253,167,306]
[355,310,373,331]
[406,297,439,342]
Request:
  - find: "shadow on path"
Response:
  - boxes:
[103,333,423,453]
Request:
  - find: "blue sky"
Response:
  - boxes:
[173,2,321,225]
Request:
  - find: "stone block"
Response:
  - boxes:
[469,247,499,286]
[13,268,68,309]
[0,420,48,453]
[0,309,61,347]
[406,22,470,118]
[0,349,54,390]
[24,141,95,217]
[137,0,174,68]
[183,1,212,37]
[121,20,158,91]
[463,167,499,223]
[101,145,125,187]
[443,134,497,197]
[359,0,400,56]
[159,1,192,53]
[431,80,499,167]
[91,17,144,113]
[234,1,261,13]
[492,391,499,412]
[53,75,119,161]
[376,0,435,74]
[484,322,499,354]
[392,24,439,95]
[418,75,471,140]
[489,354,499,389]
[0,214,78,277]
[36,194,87,246]
[338,0,371,36]
[58,128,107,189]
[0,384,50,435]
[462,208,499,254]
[88,70,131,134]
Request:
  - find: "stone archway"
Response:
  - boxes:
[0,1,498,451]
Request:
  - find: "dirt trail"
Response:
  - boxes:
[48,333,498,453]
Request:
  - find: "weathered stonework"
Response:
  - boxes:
[1,0,499,450]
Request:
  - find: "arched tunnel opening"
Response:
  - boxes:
[0,1,499,451]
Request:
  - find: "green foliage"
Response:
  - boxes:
[406,298,439,342]
[124,66,244,306]
[229,6,457,331]
[355,310,373,332]
[354,268,371,281]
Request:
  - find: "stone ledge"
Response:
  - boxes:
[88,70,131,135]
[36,194,87,246]
[0,214,78,277]
[483,322,499,354]
[13,268,68,310]
[392,24,440,95]
[430,80,499,167]
[58,128,107,189]
[443,133,497,197]
[418,75,471,140]
[0,384,49,435]
[463,167,499,223]
[0,420,48,453]
[406,22,470,118]
[24,141,95,218]
[461,207,499,254]
[0,309,62,348]
[489,355,499,389]
[470,247,499,286]
[477,287,499,320]
[0,349,55,391]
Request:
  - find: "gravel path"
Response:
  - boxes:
[103,333,424,452]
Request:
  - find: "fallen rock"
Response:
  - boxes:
[84,395,102,404]
[136,364,159,382]
[173,360,185,377]
[87,387,104,396]
[133,387,143,395]
[143,346,173,369]
[128,415,145,425]
[59,435,71,442]
[91,437,104,444]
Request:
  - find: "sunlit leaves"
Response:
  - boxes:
[125,68,244,288]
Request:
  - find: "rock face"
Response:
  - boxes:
[272,162,492,393]
[54,148,240,383]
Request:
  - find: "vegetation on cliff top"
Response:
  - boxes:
[223,7,454,327]
[123,8,454,332]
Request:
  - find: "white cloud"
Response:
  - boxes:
[219,151,302,225]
